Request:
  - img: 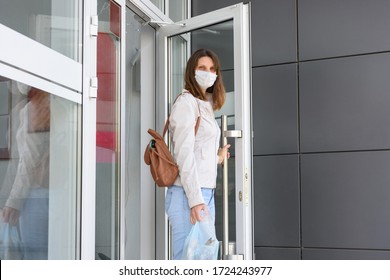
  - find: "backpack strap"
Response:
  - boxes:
[163,92,201,137]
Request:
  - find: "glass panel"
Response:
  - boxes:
[169,0,187,22]
[170,35,187,101]
[95,0,121,260]
[124,6,142,260]
[149,0,165,13]
[0,76,81,259]
[148,0,187,21]
[0,80,10,159]
[0,0,82,62]
[167,20,235,256]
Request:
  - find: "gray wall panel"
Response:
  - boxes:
[255,247,301,260]
[251,0,297,66]
[192,0,297,66]
[300,53,390,152]
[191,0,238,15]
[301,152,390,249]
[253,64,298,155]
[254,155,300,247]
[299,0,390,60]
[303,248,390,260]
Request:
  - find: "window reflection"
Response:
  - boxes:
[0,78,81,259]
[5,88,50,259]
[0,79,10,159]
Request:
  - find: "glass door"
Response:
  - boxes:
[157,3,253,260]
[0,0,84,259]
[95,0,124,260]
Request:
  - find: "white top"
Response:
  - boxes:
[5,104,50,210]
[169,91,221,208]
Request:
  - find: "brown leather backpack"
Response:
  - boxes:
[144,97,200,187]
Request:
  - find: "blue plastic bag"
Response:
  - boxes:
[182,215,219,260]
[0,223,24,260]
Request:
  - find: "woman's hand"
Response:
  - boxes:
[190,203,207,224]
[2,206,20,225]
[218,144,231,165]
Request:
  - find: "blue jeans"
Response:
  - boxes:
[20,188,49,260]
[165,186,215,260]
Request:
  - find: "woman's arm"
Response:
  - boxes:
[170,95,204,209]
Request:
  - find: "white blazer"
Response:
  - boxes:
[169,90,221,208]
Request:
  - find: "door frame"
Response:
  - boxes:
[122,0,175,260]
[156,2,253,260]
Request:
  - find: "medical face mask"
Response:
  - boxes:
[195,70,218,89]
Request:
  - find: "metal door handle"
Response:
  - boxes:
[221,115,244,260]
[224,130,242,138]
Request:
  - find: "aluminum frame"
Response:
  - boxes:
[0,24,82,94]
[81,0,98,260]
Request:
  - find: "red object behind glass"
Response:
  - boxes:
[96,32,117,161]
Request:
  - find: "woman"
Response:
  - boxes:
[166,49,230,260]
[2,88,50,259]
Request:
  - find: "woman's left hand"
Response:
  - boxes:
[218,144,231,164]
[2,206,20,225]
[190,203,208,224]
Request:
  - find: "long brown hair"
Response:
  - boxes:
[184,49,226,110]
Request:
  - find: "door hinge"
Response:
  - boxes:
[90,77,98,98]
[90,15,98,36]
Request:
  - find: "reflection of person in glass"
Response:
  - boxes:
[2,88,50,259]
[165,49,230,260]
